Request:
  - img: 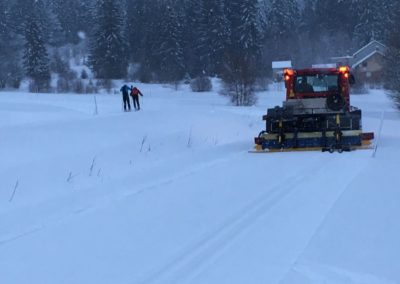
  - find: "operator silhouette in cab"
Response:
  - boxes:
[297,76,314,93]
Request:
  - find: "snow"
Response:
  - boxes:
[0,85,399,284]
[77,31,86,40]
[312,63,337,68]
[272,61,292,69]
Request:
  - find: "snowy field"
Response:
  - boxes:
[1,83,399,284]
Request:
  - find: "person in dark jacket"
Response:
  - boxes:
[297,76,314,93]
[120,84,132,111]
[130,86,144,110]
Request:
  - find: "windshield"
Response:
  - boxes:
[294,74,339,93]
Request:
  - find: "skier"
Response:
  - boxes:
[130,86,144,111]
[120,84,132,111]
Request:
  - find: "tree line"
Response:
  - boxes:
[0,0,399,105]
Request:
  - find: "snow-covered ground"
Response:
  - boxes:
[1,83,399,284]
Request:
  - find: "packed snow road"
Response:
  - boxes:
[0,85,399,284]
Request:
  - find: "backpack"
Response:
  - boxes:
[131,87,139,96]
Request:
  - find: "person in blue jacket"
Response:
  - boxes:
[120,84,132,111]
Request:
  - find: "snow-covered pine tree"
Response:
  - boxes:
[384,1,400,107]
[22,0,51,92]
[10,0,36,36]
[0,0,10,88]
[88,0,127,79]
[0,0,23,88]
[156,0,185,83]
[266,0,300,62]
[313,0,355,37]
[300,0,317,35]
[297,0,356,66]
[132,0,164,82]
[182,0,205,78]
[257,0,275,75]
[201,0,228,76]
[353,0,391,45]
[11,0,60,46]
[223,0,239,50]
[221,0,261,106]
[294,0,317,67]
[238,0,261,60]
[126,0,149,63]
[50,0,83,45]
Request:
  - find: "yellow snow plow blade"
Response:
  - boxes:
[249,140,373,153]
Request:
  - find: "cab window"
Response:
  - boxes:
[294,75,339,93]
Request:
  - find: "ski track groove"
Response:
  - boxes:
[276,156,372,284]
[135,155,339,284]
[0,146,247,247]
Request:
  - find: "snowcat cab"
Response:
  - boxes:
[254,66,374,153]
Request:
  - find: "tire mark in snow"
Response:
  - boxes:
[135,156,338,284]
